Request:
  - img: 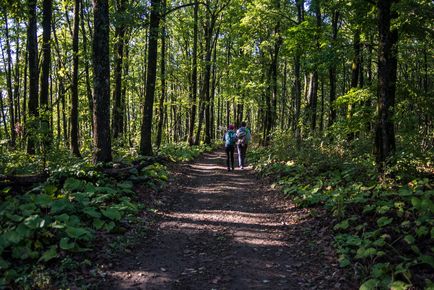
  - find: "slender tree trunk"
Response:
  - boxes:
[40,0,53,149]
[188,0,198,145]
[347,29,361,140]
[27,0,38,154]
[81,0,93,136]
[3,10,16,146]
[328,10,339,127]
[203,17,214,145]
[140,0,161,156]
[112,0,126,139]
[293,0,304,145]
[93,0,112,163]
[0,92,8,138]
[156,0,166,149]
[374,0,398,169]
[71,0,81,156]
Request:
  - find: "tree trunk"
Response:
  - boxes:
[71,0,81,156]
[81,0,93,137]
[374,0,398,169]
[292,0,304,145]
[188,0,198,146]
[93,0,112,163]
[140,0,161,156]
[203,17,214,145]
[40,0,53,149]
[112,0,126,139]
[328,10,339,127]
[3,10,16,146]
[156,0,166,149]
[27,0,39,154]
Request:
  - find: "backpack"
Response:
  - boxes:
[225,131,236,147]
[237,128,247,146]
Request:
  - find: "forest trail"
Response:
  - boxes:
[102,150,354,290]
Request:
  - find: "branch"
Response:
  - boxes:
[163,2,208,17]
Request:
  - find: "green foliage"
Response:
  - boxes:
[157,142,217,162]
[251,131,433,289]
[0,159,170,287]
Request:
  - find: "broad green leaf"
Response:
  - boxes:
[35,194,52,208]
[356,247,377,259]
[359,279,379,290]
[389,281,410,290]
[44,184,58,195]
[66,226,92,240]
[0,258,10,270]
[334,219,349,230]
[83,207,101,218]
[63,178,85,192]
[102,208,121,221]
[39,246,58,262]
[93,219,104,230]
[59,237,75,250]
[403,235,415,244]
[376,216,393,227]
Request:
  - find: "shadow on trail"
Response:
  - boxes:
[102,150,354,290]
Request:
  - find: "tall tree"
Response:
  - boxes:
[188,0,199,146]
[156,0,166,149]
[40,0,53,148]
[374,0,398,169]
[140,0,161,156]
[3,9,16,146]
[71,0,81,156]
[27,0,38,154]
[92,0,112,163]
[112,0,127,139]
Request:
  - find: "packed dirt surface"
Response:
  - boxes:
[102,150,355,289]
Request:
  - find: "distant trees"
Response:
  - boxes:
[0,0,431,169]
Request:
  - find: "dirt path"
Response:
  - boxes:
[102,150,354,289]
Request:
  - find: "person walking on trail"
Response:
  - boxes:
[223,124,236,171]
[236,121,251,169]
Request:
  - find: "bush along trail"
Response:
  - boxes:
[0,144,215,288]
[249,134,433,290]
[100,149,354,289]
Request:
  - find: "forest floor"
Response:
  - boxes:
[97,150,356,289]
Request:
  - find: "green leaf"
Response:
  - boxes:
[334,219,350,230]
[101,208,121,221]
[24,214,45,229]
[0,258,10,270]
[83,207,101,218]
[59,237,75,250]
[65,226,92,240]
[376,216,393,227]
[419,255,434,268]
[389,281,410,290]
[356,247,377,259]
[93,219,104,230]
[359,279,379,290]
[339,255,350,267]
[403,235,415,244]
[63,178,85,192]
[39,246,58,262]
[35,194,52,208]
[371,263,388,278]
[44,184,58,195]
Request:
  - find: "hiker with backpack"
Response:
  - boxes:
[223,124,237,171]
[236,121,251,169]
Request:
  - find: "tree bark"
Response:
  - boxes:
[40,0,53,149]
[3,10,16,146]
[71,0,81,156]
[328,10,339,127]
[140,0,161,156]
[27,0,38,155]
[188,0,198,146]
[374,0,398,169]
[93,0,112,163]
[112,0,127,139]
[156,0,166,149]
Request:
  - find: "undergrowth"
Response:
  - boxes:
[0,143,213,288]
[250,131,433,290]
